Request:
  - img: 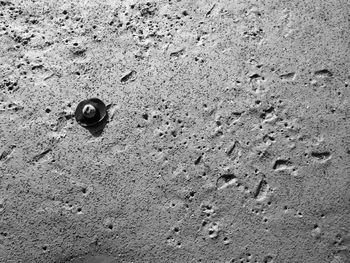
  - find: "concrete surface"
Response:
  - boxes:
[0,0,349,262]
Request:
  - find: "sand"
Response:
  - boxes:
[0,0,349,262]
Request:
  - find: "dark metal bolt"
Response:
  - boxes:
[75,98,107,127]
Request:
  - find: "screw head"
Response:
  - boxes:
[82,104,97,118]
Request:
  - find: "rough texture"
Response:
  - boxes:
[0,0,349,262]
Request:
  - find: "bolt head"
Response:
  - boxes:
[82,104,96,118]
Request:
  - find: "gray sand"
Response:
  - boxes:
[0,0,349,262]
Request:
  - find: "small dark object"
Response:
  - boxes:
[75,98,107,127]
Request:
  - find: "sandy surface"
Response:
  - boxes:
[0,0,349,262]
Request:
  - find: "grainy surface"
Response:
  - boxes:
[0,0,349,262]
